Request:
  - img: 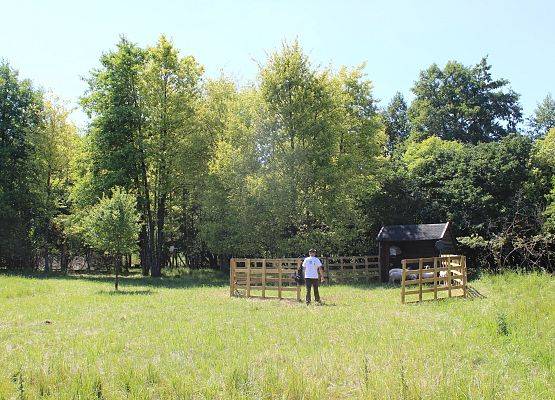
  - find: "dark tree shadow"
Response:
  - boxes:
[1,269,484,292]
[0,269,228,289]
[96,289,154,296]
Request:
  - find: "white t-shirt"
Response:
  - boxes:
[302,256,322,279]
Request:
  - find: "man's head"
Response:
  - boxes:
[309,248,316,256]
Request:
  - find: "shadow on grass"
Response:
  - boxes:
[0,268,228,289]
[97,289,154,296]
[0,269,485,292]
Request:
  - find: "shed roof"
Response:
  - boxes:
[377,223,450,242]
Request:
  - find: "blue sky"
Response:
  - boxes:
[1,0,553,129]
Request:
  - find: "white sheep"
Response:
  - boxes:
[388,268,417,284]
[439,270,452,286]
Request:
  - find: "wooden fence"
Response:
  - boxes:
[401,255,467,304]
[230,255,380,300]
[230,258,302,300]
[324,256,380,283]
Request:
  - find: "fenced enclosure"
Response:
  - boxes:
[401,255,468,304]
[230,255,381,300]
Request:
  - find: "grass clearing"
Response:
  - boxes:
[0,270,553,399]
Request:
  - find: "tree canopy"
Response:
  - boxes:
[409,58,522,143]
[0,38,553,273]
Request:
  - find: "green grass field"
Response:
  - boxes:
[0,270,553,399]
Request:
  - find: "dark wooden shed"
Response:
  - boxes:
[377,222,456,282]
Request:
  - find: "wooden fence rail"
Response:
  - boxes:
[324,256,380,283]
[230,255,380,300]
[401,255,467,304]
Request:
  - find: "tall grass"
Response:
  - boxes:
[0,270,553,399]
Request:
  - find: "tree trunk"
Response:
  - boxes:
[139,157,155,276]
[115,255,121,291]
[60,242,68,274]
[208,253,218,269]
[152,194,166,277]
[44,248,50,273]
[139,226,149,276]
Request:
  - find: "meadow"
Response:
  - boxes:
[0,270,553,399]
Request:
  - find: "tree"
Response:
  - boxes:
[0,61,44,268]
[382,92,410,154]
[140,35,204,276]
[35,98,81,272]
[80,36,153,275]
[401,134,533,235]
[528,94,555,139]
[533,128,555,233]
[543,180,555,234]
[82,187,140,290]
[201,42,385,257]
[409,58,522,143]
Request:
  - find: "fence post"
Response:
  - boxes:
[229,258,236,297]
[462,256,468,298]
[278,260,282,299]
[433,257,438,301]
[246,258,251,298]
[364,257,369,283]
[401,259,406,304]
[447,256,452,298]
[340,257,344,277]
[418,258,423,302]
[262,259,266,298]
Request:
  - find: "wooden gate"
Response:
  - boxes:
[230,258,302,300]
[401,255,467,303]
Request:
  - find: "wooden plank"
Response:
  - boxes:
[401,259,406,304]
[262,259,266,298]
[278,261,282,299]
[328,266,380,272]
[246,292,295,298]
[418,258,423,302]
[462,256,468,298]
[404,285,465,295]
[433,258,438,301]
[402,257,436,264]
[247,277,296,283]
[230,258,236,297]
[447,255,452,298]
[237,286,300,292]
[401,265,462,274]
[400,276,451,285]
[246,258,251,297]
[243,268,295,274]
[364,257,369,283]
[326,262,365,267]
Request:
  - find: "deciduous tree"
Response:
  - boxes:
[409,58,522,143]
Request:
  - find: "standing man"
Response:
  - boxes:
[302,249,324,305]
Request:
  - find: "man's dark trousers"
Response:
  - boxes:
[305,278,320,303]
